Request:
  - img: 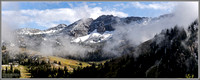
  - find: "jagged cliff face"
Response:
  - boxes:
[60,18,93,37]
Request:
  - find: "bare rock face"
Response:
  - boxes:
[88,15,119,33]
[96,22,106,33]
[45,24,67,31]
[60,18,93,37]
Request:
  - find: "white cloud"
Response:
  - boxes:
[2,4,128,28]
[113,2,177,12]
[131,2,176,11]
[172,2,198,27]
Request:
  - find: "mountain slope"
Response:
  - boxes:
[1,15,150,61]
[70,20,198,78]
[3,14,196,63]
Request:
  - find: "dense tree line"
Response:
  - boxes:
[2,51,10,64]
[27,59,69,78]
[2,65,21,78]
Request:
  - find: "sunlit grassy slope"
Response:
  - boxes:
[47,56,91,72]
[18,65,31,78]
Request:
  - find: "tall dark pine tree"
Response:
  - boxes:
[64,66,69,78]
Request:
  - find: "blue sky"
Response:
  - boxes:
[2,2,177,30]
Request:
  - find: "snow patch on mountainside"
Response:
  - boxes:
[19,28,64,35]
[72,29,113,43]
